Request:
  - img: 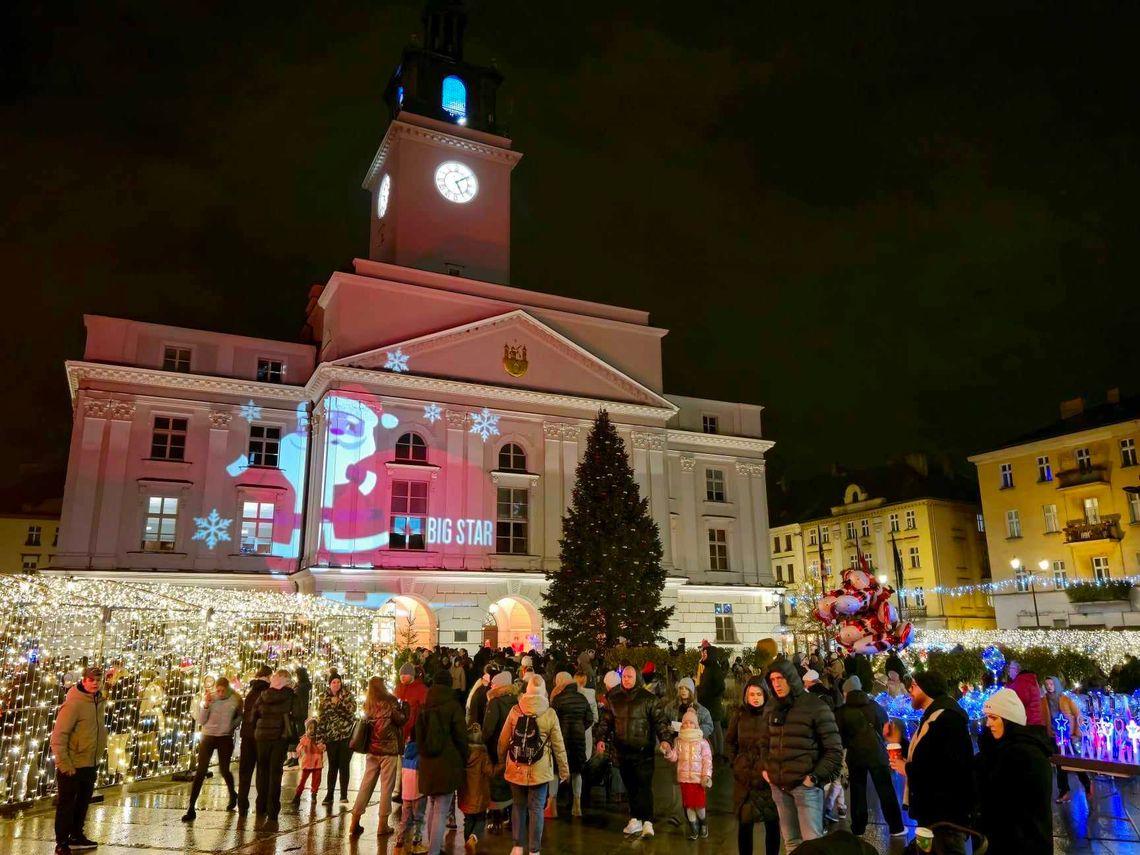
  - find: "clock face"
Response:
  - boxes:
[377,174,391,218]
[434,161,478,204]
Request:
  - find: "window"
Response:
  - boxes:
[52,528,58,546]
[909,546,921,569]
[702,414,719,434]
[24,525,41,547]
[1083,497,1100,524]
[162,346,191,372]
[454,630,469,643]
[1076,447,1092,473]
[1122,438,1137,467]
[888,513,899,533]
[785,534,792,552]
[256,358,284,384]
[247,425,281,468]
[976,513,985,532]
[1129,491,1140,525]
[775,564,783,582]
[905,510,916,530]
[1052,560,1068,588]
[441,75,467,121]
[708,529,729,571]
[821,527,831,544]
[495,487,529,554]
[809,529,818,546]
[714,603,736,643]
[395,432,428,463]
[1043,504,1059,534]
[390,481,427,550]
[706,468,726,502]
[1006,509,1021,538]
[150,416,188,461]
[1014,566,1030,592]
[809,559,819,579]
[498,443,526,472]
[899,590,909,608]
[142,497,179,551]
[845,521,856,541]
[913,586,925,607]
[864,551,873,568]
[860,518,870,538]
[240,500,275,554]
[1037,456,1053,482]
[1000,463,1014,489]
[21,554,38,571]
[786,564,795,583]
[773,537,781,554]
[1092,555,1111,582]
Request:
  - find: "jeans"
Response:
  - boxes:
[425,793,453,854]
[55,766,97,844]
[397,795,426,845]
[737,819,782,855]
[511,782,549,852]
[618,753,656,821]
[237,735,258,811]
[849,763,903,835]
[254,739,289,819]
[325,738,351,799]
[771,783,824,851]
[352,753,399,824]
[188,735,235,809]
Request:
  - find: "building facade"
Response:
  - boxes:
[969,392,1140,629]
[0,513,60,573]
[50,4,782,652]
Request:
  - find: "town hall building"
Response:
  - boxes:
[51,2,782,651]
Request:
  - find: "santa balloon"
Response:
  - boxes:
[813,555,913,654]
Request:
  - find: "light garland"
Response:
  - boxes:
[908,627,1140,672]
[787,573,1140,603]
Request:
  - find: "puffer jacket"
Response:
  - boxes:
[317,688,357,742]
[974,722,1054,853]
[482,682,520,764]
[903,693,974,826]
[51,684,108,773]
[661,677,714,740]
[396,677,428,741]
[240,678,269,740]
[1007,672,1045,727]
[195,687,243,737]
[758,657,843,792]
[365,694,407,756]
[415,683,468,796]
[726,677,778,823]
[549,681,594,774]
[599,679,671,758]
[835,690,888,768]
[498,692,569,787]
[253,685,296,741]
[665,728,712,784]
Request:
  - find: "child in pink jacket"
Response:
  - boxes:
[292,718,325,802]
[663,708,713,840]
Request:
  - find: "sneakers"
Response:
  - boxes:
[55,846,71,855]
[464,833,478,854]
[891,828,907,837]
[69,837,98,851]
[622,818,644,836]
[641,821,655,838]
[322,794,334,805]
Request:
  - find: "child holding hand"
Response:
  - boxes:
[292,718,325,803]
[663,708,713,840]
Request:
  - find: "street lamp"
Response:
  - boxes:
[1010,557,1044,628]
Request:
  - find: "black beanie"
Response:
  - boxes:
[434,669,453,688]
[913,670,947,698]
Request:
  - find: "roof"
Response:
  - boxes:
[983,393,1140,454]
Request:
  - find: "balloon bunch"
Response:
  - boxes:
[813,565,913,654]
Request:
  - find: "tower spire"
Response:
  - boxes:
[422,0,467,61]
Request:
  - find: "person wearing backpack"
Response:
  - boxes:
[415,669,468,855]
[497,676,569,855]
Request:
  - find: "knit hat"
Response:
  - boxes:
[400,662,416,678]
[681,708,700,729]
[842,676,862,694]
[984,688,1027,726]
[491,671,512,689]
[433,669,453,687]
[642,661,656,676]
[912,671,948,699]
[526,675,547,696]
[677,676,696,697]
[803,669,820,684]
[603,670,620,690]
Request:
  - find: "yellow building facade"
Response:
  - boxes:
[969,395,1140,629]
[0,514,60,574]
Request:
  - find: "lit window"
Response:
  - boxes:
[143,497,179,551]
[1043,504,1059,533]
[240,501,275,554]
[909,546,921,569]
[151,416,188,461]
[1092,555,1111,582]
[498,443,527,472]
[905,510,916,530]
[708,529,729,571]
[390,481,427,550]
[1121,438,1137,467]
[162,346,191,372]
[1052,560,1067,588]
[24,526,42,547]
[1037,456,1053,482]
[1014,567,1030,592]
[1006,509,1021,538]
[21,554,38,571]
[395,432,428,463]
[913,586,925,607]
[888,513,899,533]
[257,359,284,384]
[860,518,870,538]
[1000,463,1014,489]
[496,487,529,555]
[1076,447,1092,473]
[705,469,726,502]
[846,521,856,541]
[809,529,818,546]
[1083,497,1100,524]
[701,414,719,434]
[821,527,831,544]
[248,425,281,468]
[441,75,467,121]
[714,603,736,643]
[1129,491,1140,525]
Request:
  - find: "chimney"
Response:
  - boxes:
[1107,388,1121,405]
[1060,397,1085,420]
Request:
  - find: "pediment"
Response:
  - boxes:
[332,310,672,408]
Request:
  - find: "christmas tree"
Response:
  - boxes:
[541,410,673,649]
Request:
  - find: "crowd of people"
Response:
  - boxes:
[47,642,1065,855]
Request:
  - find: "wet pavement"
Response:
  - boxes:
[1,754,1137,854]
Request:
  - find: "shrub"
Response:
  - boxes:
[601,645,701,679]
[1108,656,1140,694]
[1064,581,1134,603]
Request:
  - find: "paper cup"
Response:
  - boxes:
[886,742,902,761]
[915,827,934,852]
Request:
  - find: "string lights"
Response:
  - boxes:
[787,573,1140,602]
[909,627,1140,672]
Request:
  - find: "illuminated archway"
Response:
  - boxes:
[378,595,436,650]
[488,596,542,651]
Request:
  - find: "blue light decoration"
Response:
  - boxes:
[469,407,500,441]
[384,349,410,373]
[981,645,1005,683]
[192,509,232,550]
[397,85,404,107]
[441,75,467,123]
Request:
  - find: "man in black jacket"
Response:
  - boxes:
[889,671,974,855]
[836,676,903,837]
[236,665,272,815]
[759,656,842,851]
[696,643,726,756]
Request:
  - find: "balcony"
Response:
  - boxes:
[1056,465,1109,489]
[902,605,928,619]
[1063,513,1123,544]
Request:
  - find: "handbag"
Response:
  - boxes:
[349,718,371,754]
[281,713,298,742]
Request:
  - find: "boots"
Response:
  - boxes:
[687,820,699,841]
[571,795,582,817]
[699,819,708,839]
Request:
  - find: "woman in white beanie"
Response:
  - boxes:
[975,687,1053,853]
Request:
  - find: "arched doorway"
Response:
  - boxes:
[378,595,436,650]
[487,597,542,652]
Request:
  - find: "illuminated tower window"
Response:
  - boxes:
[441,75,467,122]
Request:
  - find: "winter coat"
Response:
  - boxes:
[664,729,712,785]
[1007,672,1045,727]
[498,693,570,787]
[253,686,296,742]
[291,669,312,731]
[696,648,726,719]
[661,678,714,740]
[414,683,468,796]
[240,678,270,740]
[599,681,671,758]
[449,662,467,694]
[807,682,838,711]
[396,678,428,742]
[903,694,975,827]
[1042,675,1082,741]
[51,684,108,773]
[974,723,1054,854]
[195,688,242,737]
[458,743,493,814]
[296,734,325,769]
[549,681,594,774]
[317,688,357,742]
[757,657,843,792]
[835,691,888,768]
[726,682,778,823]
[482,683,520,764]
[577,651,596,688]
[466,681,490,728]
[401,740,421,801]
[365,694,407,756]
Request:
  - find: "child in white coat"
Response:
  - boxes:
[663,708,713,840]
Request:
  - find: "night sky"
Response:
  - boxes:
[4,1,1140,502]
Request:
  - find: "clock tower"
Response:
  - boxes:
[364,0,521,284]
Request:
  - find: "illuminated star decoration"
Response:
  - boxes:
[384,349,410,373]
[423,403,442,424]
[192,509,232,550]
[469,407,500,442]
[239,400,262,422]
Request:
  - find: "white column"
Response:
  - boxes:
[648,443,671,569]
[679,456,699,576]
[736,460,769,585]
[194,410,233,570]
[560,425,579,511]
[57,398,110,564]
[542,423,563,570]
[873,517,889,578]
[831,524,844,580]
[444,411,467,568]
[92,402,136,565]
[753,461,772,585]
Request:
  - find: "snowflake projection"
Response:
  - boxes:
[384,349,410,373]
[192,509,232,550]
[239,400,262,422]
[469,407,500,442]
[423,403,442,424]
